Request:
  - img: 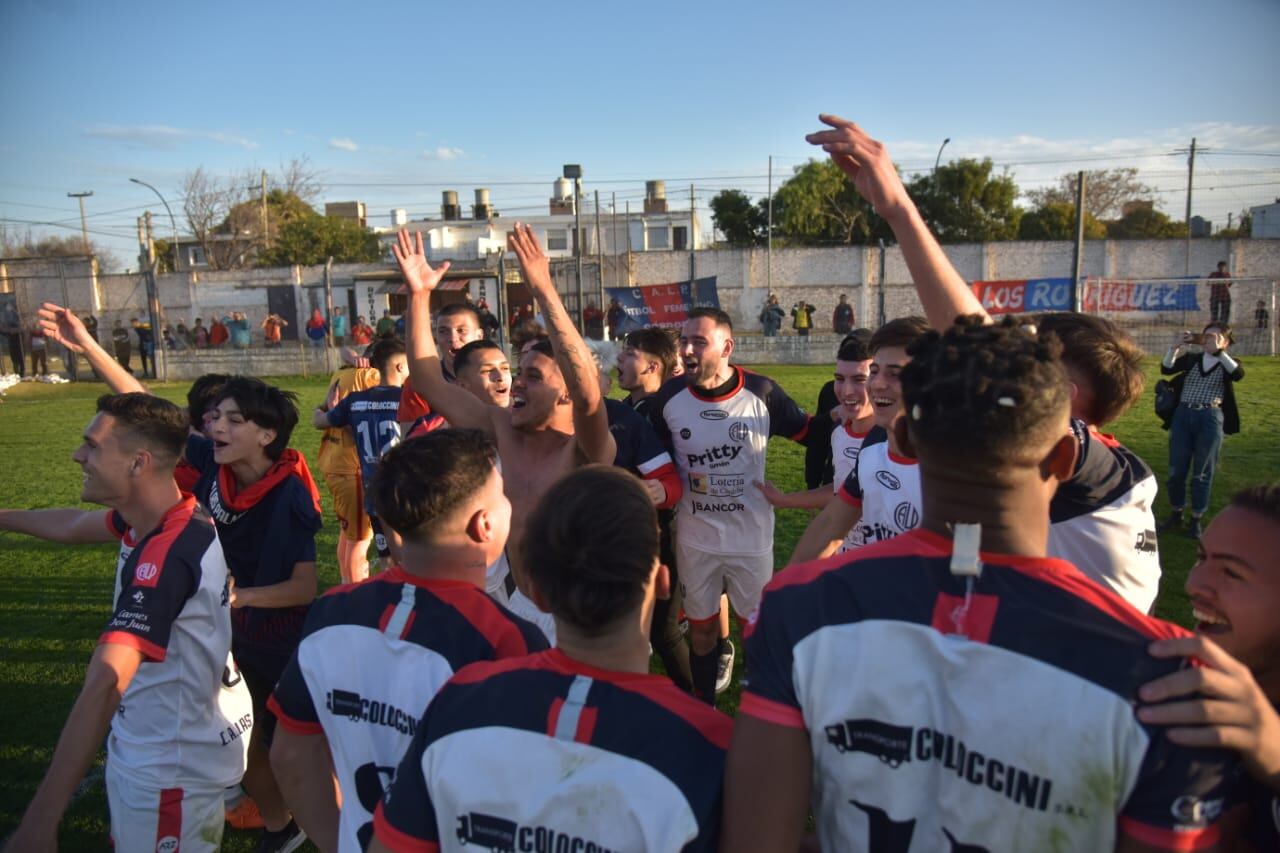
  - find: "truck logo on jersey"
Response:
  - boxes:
[1134,530,1158,553]
[876,471,902,490]
[825,719,914,767]
[827,718,1057,813]
[700,408,728,420]
[689,472,745,498]
[325,689,418,736]
[686,444,743,468]
[455,812,618,853]
[893,501,920,531]
[728,421,750,442]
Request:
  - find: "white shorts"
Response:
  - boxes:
[505,588,556,647]
[674,537,774,623]
[106,762,224,853]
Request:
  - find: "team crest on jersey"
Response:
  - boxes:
[680,428,692,440]
[893,501,920,531]
[1170,794,1224,826]
[132,589,146,605]
[876,470,902,490]
[700,409,728,421]
[728,421,749,442]
[134,562,161,588]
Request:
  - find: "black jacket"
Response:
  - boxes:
[1160,352,1245,435]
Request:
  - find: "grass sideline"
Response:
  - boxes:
[1,358,1277,849]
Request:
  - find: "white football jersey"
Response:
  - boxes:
[837,428,922,548]
[831,423,871,551]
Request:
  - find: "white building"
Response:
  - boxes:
[1251,200,1280,239]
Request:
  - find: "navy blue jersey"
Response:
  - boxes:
[269,570,548,852]
[742,529,1237,851]
[327,385,404,513]
[186,434,320,654]
[374,649,732,853]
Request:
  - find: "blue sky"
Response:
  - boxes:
[2,0,1277,267]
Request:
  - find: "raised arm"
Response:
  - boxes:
[510,223,615,464]
[393,229,495,433]
[788,497,861,565]
[0,508,115,544]
[805,115,987,329]
[37,303,146,393]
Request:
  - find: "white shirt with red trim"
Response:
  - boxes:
[101,498,251,791]
[831,423,871,551]
[837,427,922,549]
[649,368,811,556]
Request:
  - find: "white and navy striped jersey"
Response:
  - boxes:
[648,367,810,556]
[742,530,1236,852]
[837,427,922,549]
[831,423,872,550]
[373,649,732,852]
[1047,420,1161,614]
[102,497,251,792]
[268,569,548,853]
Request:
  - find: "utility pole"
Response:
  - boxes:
[67,191,93,254]
[1070,171,1087,312]
[625,201,633,286]
[766,156,773,295]
[594,189,604,312]
[689,184,696,285]
[1184,138,1197,275]
[261,169,269,251]
[611,191,619,290]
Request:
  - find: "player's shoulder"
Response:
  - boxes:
[307,573,402,629]
[861,425,889,448]
[429,582,551,653]
[650,374,690,410]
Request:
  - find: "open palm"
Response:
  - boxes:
[36,302,89,353]
[393,230,450,294]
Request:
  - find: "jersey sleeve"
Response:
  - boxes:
[397,385,431,424]
[100,536,200,662]
[739,585,804,729]
[624,406,682,507]
[184,433,216,476]
[837,461,863,506]
[764,379,811,442]
[1117,724,1237,849]
[105,510,128,540]
[374,698,443,852]
[326,395,353,428]
[267,643,322,735]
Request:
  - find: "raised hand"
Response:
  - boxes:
[509,223,553,293]
[1138,634,1280,787]
[393,229,450,294]
[36,303,91,353]
[805,114,913,223]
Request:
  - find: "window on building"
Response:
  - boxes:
[673,226,688,251]
[187,245,207,267]
[546,229,568,251]
[646,225,669,250]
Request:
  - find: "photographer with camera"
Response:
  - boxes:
[1158,323,1245,538]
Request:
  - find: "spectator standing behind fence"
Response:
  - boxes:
[759,294,785,337]
[330,306,348,346]
[583,299,605,340]
[476,298,500,339]
[1255,299,1269,330]
[375,309,395,339]
[132,317,154,378]
[350,315,374,346]
[192,318,208,348]
[791,300,814,338]
[2,309,23,377]
[29,322,48,375]
[111,321,131,371]
[208,316,229,348]
[1208,260,1232,324]
[305,308,327,347]
[1158,324,1245,539]
[606,296,625,340]
[226,312,251,349]
[262,313,287,348]
[832,294,854,335]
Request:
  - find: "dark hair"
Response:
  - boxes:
[186,373,230,431]
[1034,313,1144,425]
[210,376,299,460]
[370,337,406,377]
[869,316,930,354]
[526,339,555,360]
[686,306,733,333]
[901,315,1070,466]
[509,319,546,353]
[96,393,189,464]
[436,303,481,329]
[371,429,498,541]
[454,339,505,375]
[1202,321,1235,345]
[1229,483,1280,522]
[523,466,659,636]
[836,329,874,363]
[623,327,678,380]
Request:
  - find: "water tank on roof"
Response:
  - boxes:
[441,190,461,221]
[645,180,668,214]
[553,178,572,201]
[473,188,492,220]
[391,209,407,227]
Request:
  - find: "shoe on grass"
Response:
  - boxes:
[254,819,306,853]
[715,639,735,695]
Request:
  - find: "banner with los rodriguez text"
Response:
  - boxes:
[1081,277,1200,313]
[971,278,1074,316]
[605,278,719,335]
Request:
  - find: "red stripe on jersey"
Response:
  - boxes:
[739,693,805,729]
[788,415,812,443]
[377,603,397,633]
[431,583,532,658]
[173,459,202,493]
[105,510,128,541]
[266,695,324,735]
[646,463,682,510]
[373,801,441,853]
[99,630,166,662]
[930,592,999,643]
[1091,428,1121,449]
[574,707,599,744]
[397,385,431,423]
[546,697,565,736]
[686,612,720,626]
[687,367,745,403]
[887,449,917,465]
[156,787,183,848]
[837,486,861,506]
[398,610,417,640]
[130,496,200,589]
[843,424,870,439]
[1118,817,1221,851]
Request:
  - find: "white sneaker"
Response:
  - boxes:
[715,640,735,694]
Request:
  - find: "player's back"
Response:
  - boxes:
[317,366,380,477]
[268,568,547,852]
[330,385,403,485]
[375,648,732,852]
[742,528,1234,852]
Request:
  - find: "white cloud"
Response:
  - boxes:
[329,137,359,152]
[421,146,465,161]
[85,124,258,150]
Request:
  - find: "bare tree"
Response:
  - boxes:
[276,156,322,205]
[1024,168,1155,221]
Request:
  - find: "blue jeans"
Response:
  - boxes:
[1166,404,1224,515]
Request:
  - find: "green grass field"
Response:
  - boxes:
[2,358,1277,849]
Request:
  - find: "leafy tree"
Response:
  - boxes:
[1106,206,1187,239]
[709,190,766,246]
[1214,210,1253,238]
[259,213,382,266]
[772,159,892,245]
[0,227,121,271]
[1017,202,1106,240]
[906,158,1022,242]
[1025,168,1154,221]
